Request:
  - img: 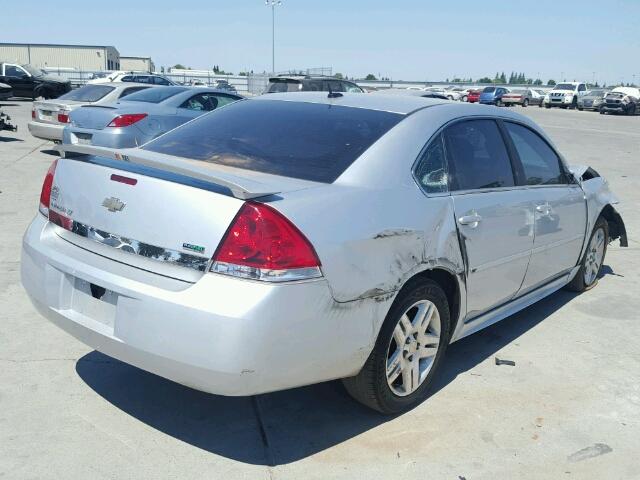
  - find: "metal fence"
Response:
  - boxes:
[41,67,557,95]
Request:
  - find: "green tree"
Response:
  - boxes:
[173,64,187,70]
[365,74,377,80]
[478,77,492,83]
[500,72,507,83]
[547,79,556,86]
[334,73,344,79]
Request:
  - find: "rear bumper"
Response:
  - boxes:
[62,126,147,149]
[21,215,374,396]
[28,121,64,141]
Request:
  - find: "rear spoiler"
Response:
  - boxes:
[58,144,280,200]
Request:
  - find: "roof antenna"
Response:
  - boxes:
[327,82,343,98]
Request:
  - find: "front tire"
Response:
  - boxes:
[522,99,529,107]
[566,217,608,292]
[342,279,451,414]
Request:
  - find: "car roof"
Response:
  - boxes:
[253,92,448,114]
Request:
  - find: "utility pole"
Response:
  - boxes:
[265,1,282,73]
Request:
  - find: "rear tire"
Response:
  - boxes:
[342,279,451,414]
[566,217,608,292]
[522,99,529,107]
[495,99,502,107]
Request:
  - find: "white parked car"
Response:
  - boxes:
[544,82,588,109]
[88,72,177,86]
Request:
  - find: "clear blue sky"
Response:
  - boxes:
[5,0,640,84]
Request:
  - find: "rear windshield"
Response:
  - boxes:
[482,87,495,93]
[119,86,187,103]
[267,79,302,93]
[142,99,403,183]
[58,85,115,102]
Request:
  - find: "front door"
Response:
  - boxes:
[502,121,587,292]
[444,119,535,319]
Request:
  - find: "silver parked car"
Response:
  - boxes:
[28,82,154,142]
[577,88,609,111]
[22,93,627,414]
[62,86,243,150]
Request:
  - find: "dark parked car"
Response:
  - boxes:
[479,86,509,106]
[0,63,71,99]
[266,75,364,94]
[600,87,639,115]
[213,80,238,93]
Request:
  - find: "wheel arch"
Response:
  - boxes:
[393,267,463,342]
[599,204,628,247]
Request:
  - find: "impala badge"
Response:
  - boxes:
[102,197,126,213]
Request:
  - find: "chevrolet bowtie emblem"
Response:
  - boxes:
[102,197,126,212]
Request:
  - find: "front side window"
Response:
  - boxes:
[5,65,28,78]
[578,84,586,92]
[504,122,565,185]
[181,93,218,111]
[120,75,134,82]
[343,82,364,93]
[444,119,514,191]
[153,76,171,85]
[414,133,448,194]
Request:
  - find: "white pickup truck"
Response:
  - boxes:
[544,82,588,109]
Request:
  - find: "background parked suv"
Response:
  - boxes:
[0,62,71,99]
[544,82,587,109]
[266,75,364,93]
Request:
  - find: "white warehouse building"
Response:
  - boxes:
[120,56,155,72]
[0,43,154,72]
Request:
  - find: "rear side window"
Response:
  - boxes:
[267,79,302,93]
[504,122,565,185]
[444,119,514,191]
[153,76,171,85]
[414,133,448,194]
[119,86,187,103]
[58,84,114,102]
[142,100,403,183]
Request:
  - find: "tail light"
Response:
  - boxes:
[57,111,70,123]
[107,113,147,128]
[39,160,58,217]
[31,108,36,119]
[211,202,322,282]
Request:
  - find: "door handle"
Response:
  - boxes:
[458,214,482,227]
[535,203,552,216]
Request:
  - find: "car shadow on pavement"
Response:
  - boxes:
[75,281,586,465]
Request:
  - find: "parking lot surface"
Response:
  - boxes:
[1,100,639,479]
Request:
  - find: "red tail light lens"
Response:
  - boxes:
[39,160,58,216]
[211,202,322,282]
[31,108,36,119]
[57,112,69,123]
[107,113,147,128]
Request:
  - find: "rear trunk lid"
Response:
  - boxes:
[48,148,321,282]
[34,100,85,125]
[70,102,175,130]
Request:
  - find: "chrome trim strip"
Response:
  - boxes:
[53,218,209,272]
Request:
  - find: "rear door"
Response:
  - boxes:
[502,121,587,292]
[445,119,537,319]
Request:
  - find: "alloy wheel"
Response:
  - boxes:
[584,227,606,286]
[385,300,441,396]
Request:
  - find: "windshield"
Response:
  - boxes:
[119,86,187,103]
[142,99,403,183]
[482,87,495,93]
[554,83,575,91]
[58,84,115,102]
[22,64,45,77]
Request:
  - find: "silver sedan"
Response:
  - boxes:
[28,82,154,142]
[61,86,243,150]
[22,93,626,413]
